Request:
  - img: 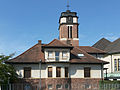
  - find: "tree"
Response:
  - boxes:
[0,54,18,84]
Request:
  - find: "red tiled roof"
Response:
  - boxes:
[70,47,108,64]
[44,39,73,48]
[6,40,108,64]
[77,46,106,54]
[6,43,45,63]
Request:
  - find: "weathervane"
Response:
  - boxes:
[67,0,70,10]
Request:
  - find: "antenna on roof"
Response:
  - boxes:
[67,0,70,10]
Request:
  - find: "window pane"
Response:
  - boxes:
[56,67,61,77]
[118,59,120,71]
[24,67,31,78]
[70,26,72,38]
[65,67,68,77]
[65,84,69,89]
[62,51,67,58]
[48,84,52,89]
[56,84,62,89]
[84,67,90,77]
[48,51,53,58]
[68,26,69,38]
[55,52,59,61]
[48,67,52,77]
[114,59,117,71]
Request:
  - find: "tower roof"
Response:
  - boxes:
[60,10,77,17]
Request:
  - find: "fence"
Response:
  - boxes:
[0,83,98,90]
[0,84,40,90]
[1,83,120,90]
[99,81,120,90]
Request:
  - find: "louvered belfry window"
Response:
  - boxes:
[24,67,31,78]
[84,67,91,78]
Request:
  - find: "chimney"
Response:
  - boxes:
[38,40,42,45]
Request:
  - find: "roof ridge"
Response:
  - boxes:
[105,38,120,52]
[46,39,71,46]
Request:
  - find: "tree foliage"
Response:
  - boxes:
[0,54,18,84]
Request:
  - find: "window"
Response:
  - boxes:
[48,84,52,89]
[114,59,120,71]
[62,51,68,59]
[84,67,91,78]
[24,67,31,78]
[55,51,59,61]
[67,16,73,23]
[114,59,117,71]
[48,51,53,59]
[65,67,68,77]
[24,84,31,90]
[48,67,52,77]
[118,59,120,71]
[56,67,61,77]
[85,84,91,89]
[77,29,78,38]
[56,84,62,89]
[78,54,84,57]
[68,26,72,38]
[65,84,69,89]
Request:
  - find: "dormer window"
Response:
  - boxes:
[62,51,68,59]
[45,49,70,62]
[78,54,84,57]
[48,51,53,59]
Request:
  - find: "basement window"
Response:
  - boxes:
[48,84,52,89]
[56,84,62,89]
[78,54,84,57]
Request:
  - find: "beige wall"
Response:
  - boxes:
[14,63,102,79]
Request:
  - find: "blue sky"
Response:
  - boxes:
[0,0,120,56]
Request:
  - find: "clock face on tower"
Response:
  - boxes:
[67,16,73,23]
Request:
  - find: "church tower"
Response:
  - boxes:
[59,10,79,46]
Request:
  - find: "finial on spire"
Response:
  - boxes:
[67,0,70,10]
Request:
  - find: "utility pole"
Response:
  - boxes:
[39,59,42,90]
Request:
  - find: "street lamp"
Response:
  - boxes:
[39,59,42,90]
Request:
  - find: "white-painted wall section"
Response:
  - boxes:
[102,54,120,73]
[14,63,102,79]
[60,17,66,23]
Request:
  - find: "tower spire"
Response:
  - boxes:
[67,0,70,10]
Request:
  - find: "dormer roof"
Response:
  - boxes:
[43,39,73,49]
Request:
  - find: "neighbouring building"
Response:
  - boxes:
[6,10,108,90]
[93,38,120,80]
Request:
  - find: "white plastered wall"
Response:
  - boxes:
[14,63,102,79]
[69,64,101,78]
[103,53,120,73]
